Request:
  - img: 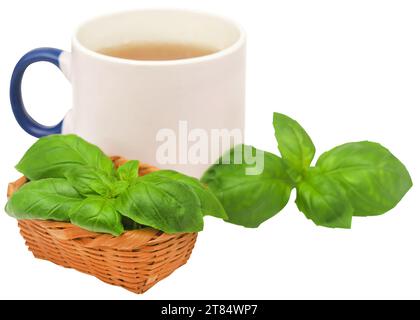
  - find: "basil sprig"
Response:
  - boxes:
[202,113,412,228]
[6,134,226,235]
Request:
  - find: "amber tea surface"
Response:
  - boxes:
[98,42,217,61]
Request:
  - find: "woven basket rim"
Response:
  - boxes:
[7,156,196,250]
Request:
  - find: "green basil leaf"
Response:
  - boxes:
[151,170,227,219]
[16,134,114,180]
[117,160,139,183]
[316,141,413,216]
[65,166,115,197]
[273,112,315,175]
[295,169,353,228]
[115,174,203,233]
[5,178,82,221]
[201,145,293,228]
[111,180,130,197]
[69,197,124,236]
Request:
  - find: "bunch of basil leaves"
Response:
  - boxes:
[5,134,226,235]
[201,113,413,228]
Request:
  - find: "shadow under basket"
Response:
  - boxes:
[7,157,198,294]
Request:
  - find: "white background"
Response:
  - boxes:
[0,0,419,300]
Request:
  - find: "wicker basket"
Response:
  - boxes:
[6,156,198,294]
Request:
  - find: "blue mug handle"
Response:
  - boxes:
[10,48,65,137]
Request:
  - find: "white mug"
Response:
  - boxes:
[10,10,246,177]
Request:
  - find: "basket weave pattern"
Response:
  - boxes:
[7,157,198,294]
